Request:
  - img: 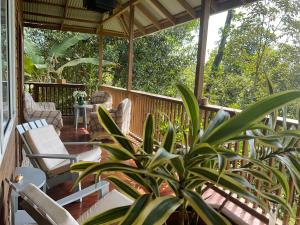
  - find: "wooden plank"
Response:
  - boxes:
[194,0,211,99]
[127,1,135,91]
[23,11,100,24]
[176,0,197,19]
[119,14,129,35]
[136,3,161,30]
[100,0,143,25]
[150,0,176,25]
[123,11,146,35]
[61,0,70,30]
[98,25,104,83]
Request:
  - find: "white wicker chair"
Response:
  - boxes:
[89,91,112,111]
[24,92,63,133]
[88,98,132,139]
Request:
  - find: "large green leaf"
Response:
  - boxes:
[147,147,178,169]
[107,176,140,200]
[177,84,200,143]
[201,110,230,143]
[143,114,154,154]
[97,105,135,153]
[99,143,136,160]
[132,196,182,225]
[49,33,90,58]
[205,90,300,145]
[72,162,148,188]
[260,192,294,216]
[83,205,130,225]
[55,58,115,75]
[24,38,44,64]
[189,167,258,203]
[270,168,289,198]
[183,190,231,225]
[120,194,151,225]
[162,122,175,153]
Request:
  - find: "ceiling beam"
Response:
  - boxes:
[23,20,127,37]
[101,0,143,25]
[23,0,87,12]
[211,0,258,14]
[23,11,99,24]
[119,15,129,36]
[61,0,70,30]
[176,0,197,19]
[150,0,176,25]
[136,3,161,30]
[123,11,146,35]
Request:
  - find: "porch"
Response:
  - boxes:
[0,0,298,224]
[28,82,298,225]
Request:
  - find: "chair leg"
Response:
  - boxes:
[72,173,82,202]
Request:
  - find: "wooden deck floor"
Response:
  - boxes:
[47,117,271,224]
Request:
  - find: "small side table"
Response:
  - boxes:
[12,167,46,224]
[74,104,93,130]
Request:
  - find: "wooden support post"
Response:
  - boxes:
[194,0,211,100]
[98,25,104,85]
[127,0,135,91]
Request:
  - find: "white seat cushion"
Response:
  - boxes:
[48,147,101,177]
[24,125,69,172]
[77,190,133,225]
[21,183,79,225]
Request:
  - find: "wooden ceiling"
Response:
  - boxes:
[23,0,258,38]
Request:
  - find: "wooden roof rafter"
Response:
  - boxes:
[23,0,259,38]
[23,11,100,25]
[176,0,197,19]
[61,0,71,30]
[123,11,146,35]
[136,3,161,30]
[118,14,130,36]
[149,0,176,25]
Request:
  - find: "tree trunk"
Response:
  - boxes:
[206,9,234,94]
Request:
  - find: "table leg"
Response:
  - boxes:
[75,107,79,131]
[84,107,87,129]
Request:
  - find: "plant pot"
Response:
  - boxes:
[77,96,85,105]
[166,207,237,225]
[200,97,209,105]
[56,79,66,84]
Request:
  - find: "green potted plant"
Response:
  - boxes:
[73,90,87,105]
[71,84,300,225]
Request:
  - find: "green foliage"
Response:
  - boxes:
[205,0,300,117]
[103,22,198,95]
[71,84,300,225]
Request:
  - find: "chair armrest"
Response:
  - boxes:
[63,141,101,146]
[56,181,110,206]
[36,102,56,110]
[26,153,79,162]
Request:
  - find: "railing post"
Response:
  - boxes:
[194,0,211,100]
[127,0,134,91]
[33,84,39,102]
[98,23,104,85]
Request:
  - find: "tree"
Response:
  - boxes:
[205,0,300,113]
[24,32,114,82]
[103,21,198,97]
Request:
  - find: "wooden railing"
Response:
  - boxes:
[24,82,299,223]
[101,85,299,225]
[25,82,86,115]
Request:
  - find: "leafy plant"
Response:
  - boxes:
[24,34,115,82]
[71,84,300,225]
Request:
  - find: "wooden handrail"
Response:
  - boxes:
[25,82,86,116]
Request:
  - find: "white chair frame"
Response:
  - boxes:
[17,119,101,190]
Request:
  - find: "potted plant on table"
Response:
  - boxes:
[73,90,87,105]
[71,84,300,225]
